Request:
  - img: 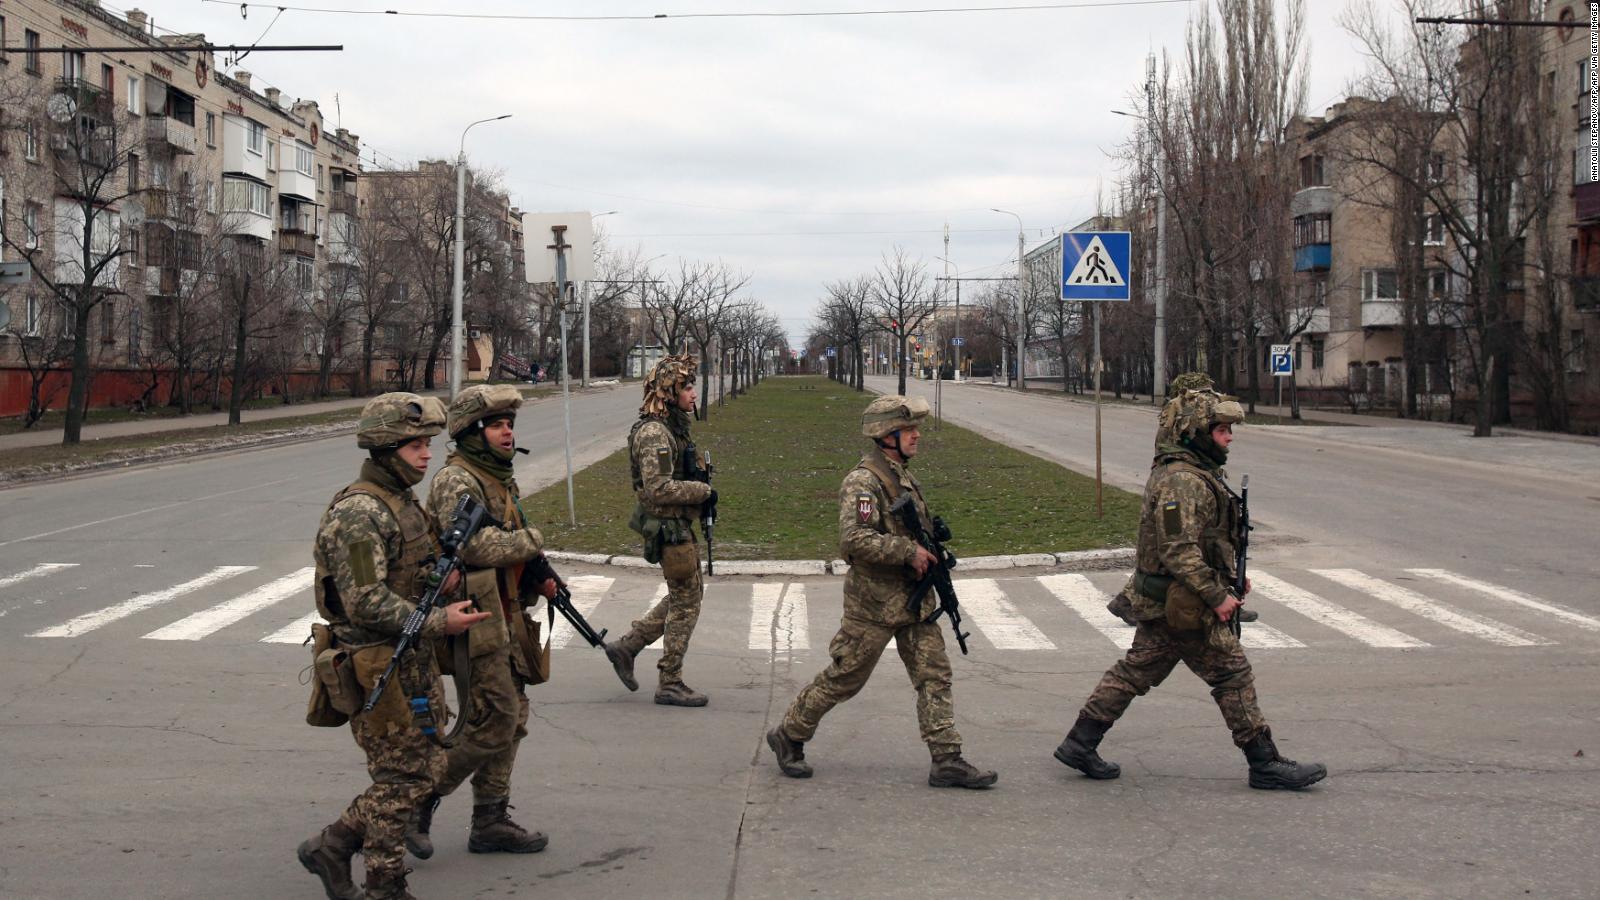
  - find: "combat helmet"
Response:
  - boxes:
[640,353,699,417]
[448,384,523,438]
[356,392,447,449]
[1166,371,1215,398]
[861,394,930,440]
[1155,388,1245,458]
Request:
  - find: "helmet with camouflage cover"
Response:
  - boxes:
[640,353,699,417]
[356,392,447,449]
[1155,388,1245,451]
[448,384,522,437]
[861,394,930,440]
[1166,371,1215,398]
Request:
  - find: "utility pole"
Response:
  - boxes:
[1147,54,1168,403]
[550,225,576,526]
[450,114,511,397]
[991,208,1027,390]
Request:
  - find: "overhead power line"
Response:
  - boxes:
[209,0,1193,23]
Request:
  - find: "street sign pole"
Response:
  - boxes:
[552,226,577,527]
[1093,303,1103,519]
[1059,231,1131,521]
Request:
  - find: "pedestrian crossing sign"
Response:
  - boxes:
[1060,231,1131,301]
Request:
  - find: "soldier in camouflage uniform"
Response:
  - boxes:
[1054,388,1326,791]
[1106,371,1257,626]
[407,386,558,861]
[767,395,997,789]
[603,354,715,707]
[298,394,491,900]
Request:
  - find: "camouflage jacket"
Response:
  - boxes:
[1129,448,1239,619]
[839,447,932,626]
[629,412,711,522]
[313,460,448,646]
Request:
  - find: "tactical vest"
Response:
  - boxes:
[440,454,539,673]
[847,451,932,578]
[315,479,434,645]
[629,416,699,522]
[1136,459,1239,584]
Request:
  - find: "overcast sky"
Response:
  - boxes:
[132,0,1405,346]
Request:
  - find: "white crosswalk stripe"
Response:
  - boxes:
[1406,569,1600,632]
[144,568,315,641]
[0,563,78,591]
[549,575,615,649]
[1037,574,1132,649]
[1312,569,1552,647]
[32,566,257,638]
[261,612,320,645]
[959,578,1056,650]
[1237,619,1306,649]
[1251,571,1427,648]
[748,583,811,653]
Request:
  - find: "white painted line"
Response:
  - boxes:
[1237,620,1305,649]
[143,568,315,641]
[1406,569,1600,632]
[778,584,810,654]
[1251,571,1426,649]
[748,583,783,650]
[548,575,615,649]
[261,612,321,645]
[956,579,1055,650]
[1312,569,1551,648]
[0,563,78,590]
[32,566,257,638]
[1038,573,1133,649]
[749,583,813,654]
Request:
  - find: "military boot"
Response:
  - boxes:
[1242,731,1327,791]
[604,639,639,692]
[654,681,709,707]
[928,752,998,789]
[1053,714,1122,780]
[297,820,363,900]
[404,792,440,860]
[363,869,416,900]
[468,799,549,854]
[766,727,813,779]
[1237,607,1260,623]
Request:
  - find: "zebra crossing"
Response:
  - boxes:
[5,560,1599,657]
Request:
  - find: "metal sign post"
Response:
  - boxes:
[552,225,577,527]
[1060,231,1133,519]
[1270,343,1293,424]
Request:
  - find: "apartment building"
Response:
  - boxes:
[0,0,362,416]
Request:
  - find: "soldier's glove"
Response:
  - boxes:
[702,489,719,521]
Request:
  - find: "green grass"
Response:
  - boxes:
[521,376,1140,560]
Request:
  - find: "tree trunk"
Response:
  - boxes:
[62,299,95,445]
[360,325,377,396]
[229,275,251,426]
[896,335,908,395]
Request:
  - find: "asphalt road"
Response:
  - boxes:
[0,376,1596,899]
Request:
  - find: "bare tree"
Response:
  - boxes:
[870,247,936,395]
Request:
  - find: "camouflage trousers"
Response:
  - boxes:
[435,645,529,804]
[623,541,703,685]
[1080,619,1267,747]
[781,615,962,756]
[336,691,447,881]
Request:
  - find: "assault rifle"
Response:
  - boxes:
[519,554,609,648]
[889,493,970,655]
[363,494,491,723]
[684,444,715,575]
[1229,474,1252,640]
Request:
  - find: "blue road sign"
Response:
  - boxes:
[1270,344,1293,377]
[1060,231,1132,301]
[825,347,837,358]
[950,337,965,346]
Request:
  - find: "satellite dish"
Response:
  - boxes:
[46,92,78,124]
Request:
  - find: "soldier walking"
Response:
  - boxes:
[767,395,997,789]
[297,394,491,900]
[407,386,558,860]
[604,354,716,707]
[1054,388,1326,791]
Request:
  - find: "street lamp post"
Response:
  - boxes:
[450,114,512,398]
[992,208,1026,390]
[1114,95,1166,402]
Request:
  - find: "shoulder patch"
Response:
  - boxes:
[856,493,876,525]
[656,446,673,474]
[1162,500,1182,535]
[347,539,378,586]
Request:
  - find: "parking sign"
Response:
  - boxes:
[1270,344,1293,377]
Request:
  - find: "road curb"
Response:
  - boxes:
[545,546,1135,576]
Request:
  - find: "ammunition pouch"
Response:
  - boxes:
[314,643,363,718]
[1164,583,1208,632]
[1133,570,1175,603]
[661,539,699,581]
[517,612,551,686]
[464,568,509,657]
[630,506,694,564]
[305,621,349,728]
[349,644,431,735]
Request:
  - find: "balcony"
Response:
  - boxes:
[1290,305,1331,334]
[221,211,273,242]
[1577,181,1600,223]
[1294,243,1331,272]
[145,115,197,155]
[1361,298,1403,327]
[1574,276,1600,311]
[278,229,317,258]
[329,191,358,216]
[1290,185,1334,218]
[278,168,317,203]
[54,77,114,121]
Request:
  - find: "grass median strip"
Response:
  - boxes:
[521,375,1140,560]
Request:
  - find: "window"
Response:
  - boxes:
[23,202,40,249]
[127,75,142,115]
[281,198,303,231]
[1581,58,1592,97]
[1311,338,1325,370]
[317,163,325,192]
[1298,154,1326,188]
[1424,214,1444,245]
[1428,269,1449,302]
[101,300,115,344]
[128,153,140,191]
[125,218,142,266]
[205,112,216,147]
[206,182,217,214]
[1347,361,1366,393]
[295,255,314,292]
[1427,152,1447,184]
[24,30,41,76]
[1294,214,1331,248]
[1568,329,1588,374]
[246,121,265,155]
[295,143,314,177]
[223,177,271,216]
[63,51,86,84]
[1363,268,1399,302]
[23,121,39,161]
[266,140,276,171]
[101,63,114,92]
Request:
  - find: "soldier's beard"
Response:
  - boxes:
[1186,432,1228,467]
